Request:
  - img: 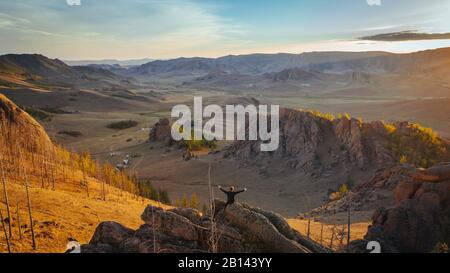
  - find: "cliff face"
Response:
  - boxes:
[82,200,329,253]
[224,109,391,172]
[224,108,449,172]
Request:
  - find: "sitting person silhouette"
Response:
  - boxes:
[214,185,247,218]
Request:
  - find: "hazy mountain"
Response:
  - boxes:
[0,54,76,79]
[124,52,392,78]
[271,68,323,82]
[122,48,450,81]
[0,54,133,90]
[307,47,450,77]
[64,58,155,67]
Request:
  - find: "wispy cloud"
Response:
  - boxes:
[0,13,30,28]
[1,0,449,59]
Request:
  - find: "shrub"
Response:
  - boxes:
[385,122,448,168]
[329,183,350,201]
[179,127,217,151]
[432,243,449,253]
[339,184,349,196]
[346,176,356,190]
[308,110,336,121]
[189,193,200,209]
[107,120,138,130]
[136,179,171,205]
[57,130,83,137]
[399,155,408,164]
[40,106,72,114]
[22,106,53,121]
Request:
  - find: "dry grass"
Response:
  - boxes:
[0,175,170,253]
[288,218,370,251]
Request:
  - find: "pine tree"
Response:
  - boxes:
[181,194,188,208]
[189,193,199,209]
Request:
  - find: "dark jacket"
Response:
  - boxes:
[220,188,245,204]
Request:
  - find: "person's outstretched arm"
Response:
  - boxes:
[218,185,228,194]
[235,188,247,194]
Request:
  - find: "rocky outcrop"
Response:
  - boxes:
[224,108,449,176]
[82,200,329,253]
[308,164,417,216]
[224,109,396,173]
[333,116,366,168]
[414,164,450,182]
[349,164,450,253]
[148,118,173,145]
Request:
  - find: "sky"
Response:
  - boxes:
[0,0,450,60]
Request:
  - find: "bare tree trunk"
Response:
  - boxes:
[0,159,12,239]
[320,222,324,246]
[44,151,49,188]
[50,162,55,191]
[81,160,89,198]
[50,146,56,191]
[100,165,106,201]
[16,201,22,240]
[40,158,45,189]
[0,209,11,253]
[339,226,345,248]
[329,225,336,249]
[151,205,157,253]
[120,172,125,197]
[307,216,311,239]
[23,162,36,250]
[347,206,351,253]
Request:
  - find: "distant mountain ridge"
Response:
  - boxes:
[131,48,449,76]
[125,51,393,77]
[64,58,155,67]
[111,48,450,90]
[0,54,133,90]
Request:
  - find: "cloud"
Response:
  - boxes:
[366,0,382,6]
[0,12,30,29]
[359,31,450,41]
[0,0,247,59]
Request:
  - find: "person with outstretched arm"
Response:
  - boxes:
[214,186,247,218]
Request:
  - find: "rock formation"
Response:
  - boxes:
[224,108,449,175]
[148,118,173,145]
[308,164,417,216]
[224,109,395,171]
[82,200,330,253]
[348,164,450,253]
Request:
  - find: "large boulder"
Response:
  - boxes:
[83,201,330,253]
[83,221,134,252]
[220,202,311,253]
[141,205,199,241]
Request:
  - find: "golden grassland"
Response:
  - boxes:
[1,175,170,253]
[288,219,370,251]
